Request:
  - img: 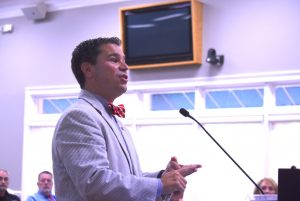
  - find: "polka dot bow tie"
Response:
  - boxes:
[108,103,126,118]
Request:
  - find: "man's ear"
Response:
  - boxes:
[81,62,94,78]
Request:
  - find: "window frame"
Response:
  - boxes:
[24,71,300,127]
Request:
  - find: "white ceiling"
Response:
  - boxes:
[0,0,131,19]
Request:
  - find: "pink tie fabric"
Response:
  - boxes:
[47,195,55,201]
[108,103,126,118]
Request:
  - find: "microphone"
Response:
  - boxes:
[179,108,264,195]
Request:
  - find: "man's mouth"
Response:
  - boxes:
[120,74,128,83]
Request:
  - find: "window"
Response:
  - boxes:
[41,97,78,114]
[151,92,195,111]
[23,71,300,201]
[205,88,264,109]
[275,85,300,106]
[35,86,300,113]
[27,72,300,122]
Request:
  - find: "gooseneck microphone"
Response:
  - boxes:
[179,108,264,195]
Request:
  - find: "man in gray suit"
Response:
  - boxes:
[52,37,201,201]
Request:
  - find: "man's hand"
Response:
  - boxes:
[161,157,201,197]
[165,157,201,175]
[161,170,187,195]
[170,191,184,201]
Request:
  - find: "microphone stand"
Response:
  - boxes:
[179,108,264,195]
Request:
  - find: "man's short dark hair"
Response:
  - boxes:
[71,37,122,89]
[38,171,52,181]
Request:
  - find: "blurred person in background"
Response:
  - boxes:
[0,169,20,201]
[26,171,56,201]
[253,177,278,194]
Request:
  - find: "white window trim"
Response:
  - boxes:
[24,70,300,127]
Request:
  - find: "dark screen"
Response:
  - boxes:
[123,2,193,65]
[278,168,300,201]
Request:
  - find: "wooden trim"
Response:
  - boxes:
[119,0,203,69]
[191,0,203,64]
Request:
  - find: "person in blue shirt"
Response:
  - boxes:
[26,171,56,201]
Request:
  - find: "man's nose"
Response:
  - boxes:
[120,60,128,70]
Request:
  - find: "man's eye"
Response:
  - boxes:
[109,56,120,63]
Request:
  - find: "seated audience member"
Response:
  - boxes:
[253,177,278,194]
[0,169,20,201]
[26,171,56,201]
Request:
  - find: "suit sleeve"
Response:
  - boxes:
[53,107,159,201]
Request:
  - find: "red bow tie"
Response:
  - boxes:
[108,103,126,118]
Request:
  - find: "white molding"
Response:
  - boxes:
[24,70,300,127]
[26,84,80,97]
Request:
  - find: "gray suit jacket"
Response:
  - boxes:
[52,90,160,201]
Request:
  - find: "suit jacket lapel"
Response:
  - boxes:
[117,123,141,175]
[79,90,136,174]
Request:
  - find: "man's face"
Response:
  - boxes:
[85,43,128,102]
[37,173,53,196]
[0,170,9,192]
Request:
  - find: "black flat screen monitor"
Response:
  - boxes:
[278,168,300,201]
[120,0,202,69]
